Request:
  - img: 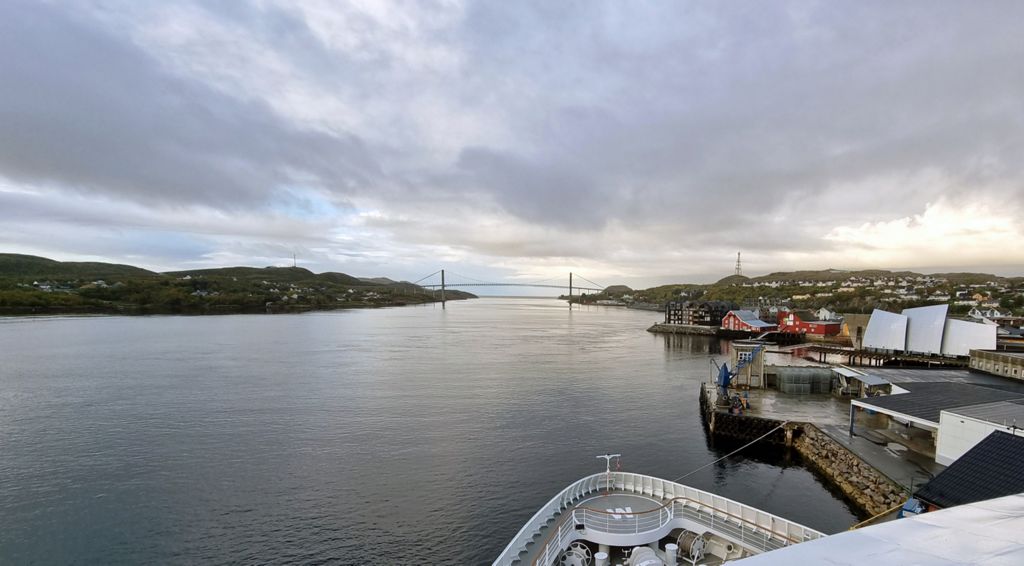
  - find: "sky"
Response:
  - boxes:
[1,1,1023,291]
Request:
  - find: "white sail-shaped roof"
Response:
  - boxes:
[901,304,948,355]
[941,318,997,357]
[862,309,907,351]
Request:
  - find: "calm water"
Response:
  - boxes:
[0,298,858,564]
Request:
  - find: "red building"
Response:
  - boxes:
[722,310,778,333]
[778,310,841,336]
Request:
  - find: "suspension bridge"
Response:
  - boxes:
[411,270,607,308]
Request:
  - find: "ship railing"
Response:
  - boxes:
[492,473,608,566]
[493,472,825,566]
[570,506,671,535]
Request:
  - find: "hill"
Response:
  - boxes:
[602,285,633,296]
[750,269,918,283]
[0,253,157,280]
[714,274,750,286]
[0,254,473,314]
[630,267,1023,315]
[166,266,370,287]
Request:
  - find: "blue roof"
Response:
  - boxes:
[746,320,776,328]
[729,310,775,328]
[854,373,889,386]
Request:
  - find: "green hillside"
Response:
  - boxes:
[0,254,472,315]
[165,266,370,287]
[628,267,1023,315]
[0,253,157,279]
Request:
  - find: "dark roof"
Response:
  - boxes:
[868,368,1024,394]
[791,309,818,322]
[915,431,1024,508]
[856,382,1024,424]
[948,399,1024,425]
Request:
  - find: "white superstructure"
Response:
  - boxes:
[733,493,1024,565]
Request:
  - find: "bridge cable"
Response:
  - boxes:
[670,421,789,483]
[409,270,438,284]
[446,271,495,285]
[573,274,606,290]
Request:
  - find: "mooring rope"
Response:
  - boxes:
[848,499,907,530]
[672,421,790,483]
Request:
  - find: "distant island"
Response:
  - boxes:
[0,254,475,315]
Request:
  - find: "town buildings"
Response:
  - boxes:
[969,350,1024,380]
[664,300,734,326]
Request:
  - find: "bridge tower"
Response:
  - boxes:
[441,269,446,309]
[569,272,573,309]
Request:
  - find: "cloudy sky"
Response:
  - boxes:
[1,1,1022,289]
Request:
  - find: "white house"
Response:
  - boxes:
[816,307,840,321]
[969,307,1006,320]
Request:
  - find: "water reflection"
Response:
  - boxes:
[0,299,859,564]
[660,332,729,355]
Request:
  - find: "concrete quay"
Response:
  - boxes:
[698,383,931,517]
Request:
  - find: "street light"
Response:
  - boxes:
[597,453,621,495]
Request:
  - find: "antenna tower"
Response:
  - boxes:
[735,252,742,276]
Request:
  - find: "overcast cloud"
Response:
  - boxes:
[1,0,1022,288]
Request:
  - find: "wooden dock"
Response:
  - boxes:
[803,344,969,368]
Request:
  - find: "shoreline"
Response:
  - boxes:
[0,296,474,317]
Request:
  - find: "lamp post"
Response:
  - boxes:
[597,453,621,495]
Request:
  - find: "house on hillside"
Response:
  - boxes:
[722,310,778,333]
[969,306,1006,320]
[760,304,790,323]
[816,307,840,321]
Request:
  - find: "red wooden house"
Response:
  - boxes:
[778,310,841,336]
[722,310,778,333]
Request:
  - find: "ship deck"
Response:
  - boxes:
[494,472,824,566]
[513,492,659,566]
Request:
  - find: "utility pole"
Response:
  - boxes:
[441,269,446,309]
[569,272,573,310]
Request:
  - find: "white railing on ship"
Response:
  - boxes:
[492,473,607,566]
[492,472,825,566]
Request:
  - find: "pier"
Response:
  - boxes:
[698,383,924,517]
[646,323,717,335]
[804,344,970,368]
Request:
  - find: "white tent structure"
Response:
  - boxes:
[861,305,994,358]
[902,304,948,355]
[862,309,908,351]
[942,318,997,357]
